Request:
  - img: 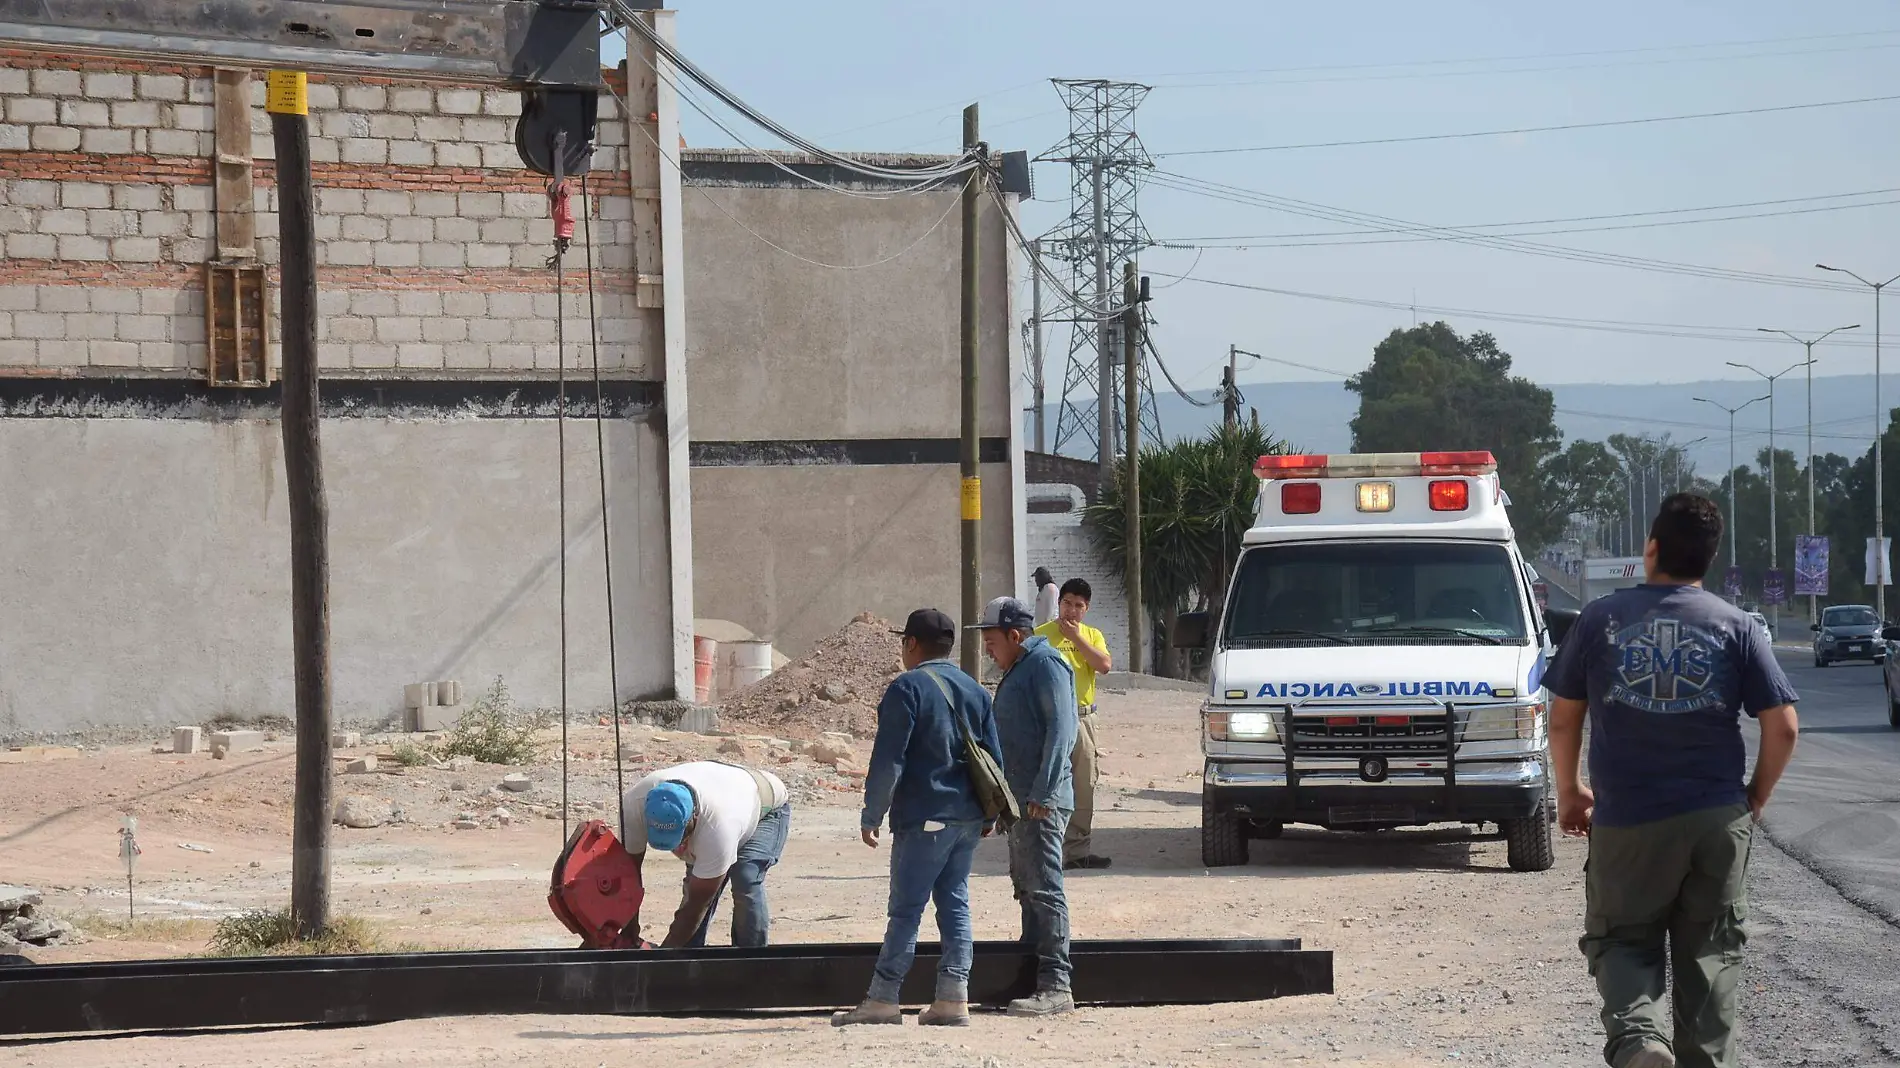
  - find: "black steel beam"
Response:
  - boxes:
[0,939,1330,1036]
[0,1,604,88]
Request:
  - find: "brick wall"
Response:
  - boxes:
[0,51,656,377]
[1026,449,1102,502]
[1025,483,1131,666]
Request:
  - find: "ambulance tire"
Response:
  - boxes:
[1201,795,1248,867]
[1503,812,1555,872]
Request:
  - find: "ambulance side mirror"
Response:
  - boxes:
[1173,611,1210,649]
[1544,607,1579,649]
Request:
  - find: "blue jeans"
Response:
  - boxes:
[868,820,984,1003]
[1008,807,1072,992]
[684,804,790,948]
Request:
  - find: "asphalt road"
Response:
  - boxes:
[1736,649,1900,1065]
[1762,648,1900,924]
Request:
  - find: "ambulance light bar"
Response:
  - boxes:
[1254,451,1497,480]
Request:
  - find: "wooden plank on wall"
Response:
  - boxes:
[213,68,256,260]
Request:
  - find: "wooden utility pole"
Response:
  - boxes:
[1030,237,1045,455]
[269,70,333,940]
[1223,344,1238,430]
[1122,261,1143,674]
[959,104,982,674]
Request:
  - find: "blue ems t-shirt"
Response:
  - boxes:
[1544,583,1798,827]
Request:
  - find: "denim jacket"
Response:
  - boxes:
[992,636,1077,809]
[860,659,1004,832]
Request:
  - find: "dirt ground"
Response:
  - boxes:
[1,685,1887,1066]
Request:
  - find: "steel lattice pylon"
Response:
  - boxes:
[1036,79,1160,461]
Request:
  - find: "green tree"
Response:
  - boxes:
[1087,421,1287,676]
[1527,439,1625,546]
[1347,322,1563,545]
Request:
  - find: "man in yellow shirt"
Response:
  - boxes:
[1034,578,1113,870]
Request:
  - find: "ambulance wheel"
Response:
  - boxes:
[1201,794,1248,867]
[1503,813,1555,872]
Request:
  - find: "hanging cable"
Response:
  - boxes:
[548,135,575,841]
[1145,330,1218,408]
[579,176,627,821]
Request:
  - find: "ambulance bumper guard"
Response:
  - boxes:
[0,938,1331,1036]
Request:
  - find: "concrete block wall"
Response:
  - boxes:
[1025,484,1131,666]
[0,50,652,377]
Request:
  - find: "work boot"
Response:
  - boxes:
[1616,1040,1675,1068]
[1006,988,1075,1017]
[918,1000,970,1027]
[1063,855,1112,871]
[830,1000,902,1027]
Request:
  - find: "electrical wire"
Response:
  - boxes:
[988,182,1136,319]
[604,71,970,270]
[579,177,627,822]
[1151,188,1900,248]
[1146,331,1217,407]
[1142,171,1863,294]
[615,24,967,202]
[1145,270,1897,348]
[1154,91,1900,157]
[615,4,980,182]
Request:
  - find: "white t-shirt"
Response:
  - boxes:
[1034,581,1060,627]
[620,761,788,880]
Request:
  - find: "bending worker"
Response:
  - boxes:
[618,759,792,947]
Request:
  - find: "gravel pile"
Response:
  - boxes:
[718,613,903,738]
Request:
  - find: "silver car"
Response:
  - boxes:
[1814,604,1883,667]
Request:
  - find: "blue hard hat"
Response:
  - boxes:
[645,781,694,852]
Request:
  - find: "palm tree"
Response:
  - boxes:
[1087,422,1288,676]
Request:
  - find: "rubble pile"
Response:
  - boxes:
[718,613,904,738]
[0,885,81,948]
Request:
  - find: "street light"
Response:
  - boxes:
[1817,263,1900,622]
[1726,358,1815,631]
[1694,394,1770,596]
[1759,323,1861,623]
[1672,437,1709,492]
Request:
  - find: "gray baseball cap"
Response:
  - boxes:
[967,596,1035,631]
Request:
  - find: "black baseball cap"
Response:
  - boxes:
[894,608,957,643]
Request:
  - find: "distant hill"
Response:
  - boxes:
[1031,372,1887,474]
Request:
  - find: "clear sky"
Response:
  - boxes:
[616,1,1900,396]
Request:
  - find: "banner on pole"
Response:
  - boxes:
[1794,535,1829,596]
[1867,537,1892,587]
[1723,566,1743,598]
[1763,569,1787,606]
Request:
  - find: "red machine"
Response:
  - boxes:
[547,820,651,949]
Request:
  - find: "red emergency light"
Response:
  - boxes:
[1280,482,1321,514]
[1255,454,1328,479]
[1419,451,1496,475]
[1429,480,1470,511]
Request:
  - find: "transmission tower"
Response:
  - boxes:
[1036,79,1160,468]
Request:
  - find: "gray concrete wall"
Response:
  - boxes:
[680,153,1022,656]
[0,411,672,739]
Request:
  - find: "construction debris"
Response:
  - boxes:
[0,886,80,948]
[334,796,392,829]
[718,613,902,738]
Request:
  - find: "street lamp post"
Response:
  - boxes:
[1726,360,1815,632]
[1694,394,1770,600]
[1817,264,1900,622]
[1672,437,1709,492]
[1759,324,1861,624]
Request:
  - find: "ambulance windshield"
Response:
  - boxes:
[1224,542,1529,647]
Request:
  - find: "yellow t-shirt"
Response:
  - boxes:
[1034,620,1107,708]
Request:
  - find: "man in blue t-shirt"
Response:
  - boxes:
[1547,493,1800,1068]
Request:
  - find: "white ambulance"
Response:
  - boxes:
[1180,450,1558,872]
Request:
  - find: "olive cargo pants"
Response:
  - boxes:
[1581,803,1753,1068]
[1062,707,1099,864]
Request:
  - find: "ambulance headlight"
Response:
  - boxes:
[1205,708,1278,741]
[1462,702,1545,742]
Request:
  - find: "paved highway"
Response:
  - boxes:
[1763,649,1900,923]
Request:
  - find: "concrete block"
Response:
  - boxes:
[136,74,187,101]
[407,703,463,733]
[332,731,362,748]
[345,755,377,773]
[465,243,511,268]
[437,89,481,115]
[404,683,432,709]
[112,101,162,128]
[679,706,720,734]
[478,142,519,170]
[458,193,504,219]
[341,85,387,111]
[340,138,389,165]
[30,68,81,96]
[172,726,203,754]
[460,117,507,144]
[0,125,26,152]
[372,243,419,268]
[0,68,26,95]
[390,87,434,112]
[387,141,434,168]
[437,141,481,168]
[169,103,214,131]
[30,127,82,152]
[6,98,55,125]
[81,128,133,155]
[209,729,265,751]
[85,72,136,100]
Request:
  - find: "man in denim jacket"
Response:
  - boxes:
[834,609,1005,1028]
[972,595,1078,1017]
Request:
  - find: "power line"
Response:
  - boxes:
[1151,188,1900,248]
[1142,171,1863,293]
[1145,331,1217,408]
[1146,28,1900,80]
[1153,91,1900,157]
[1144,270,1897,347]
[1153,40,1900,89]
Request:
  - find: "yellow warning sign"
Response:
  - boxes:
[960,477,982,521]
[265,71,309,116]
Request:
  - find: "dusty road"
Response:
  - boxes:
[3,665,1898,1066]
